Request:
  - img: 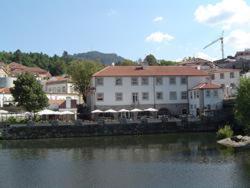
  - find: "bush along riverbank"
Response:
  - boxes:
[217,125,250,148]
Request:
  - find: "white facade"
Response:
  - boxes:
[91,75,208,114]
[189,88,224,117]
[0,93,14,107]
[210,70,240,97]
[45,82,76,94]
[47,93,81,104]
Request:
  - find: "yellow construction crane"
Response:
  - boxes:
[203,31,224,59]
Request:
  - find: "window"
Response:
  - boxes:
[190,104,193,109]
[142,92,149,100]
[141,77,149,85]
[194,90,196,99]
[169,77,176,85]
[131,77,138,85]
[115,78,122,86]
[206,90,211,97]
[230,83,236,89]
[57,87,61,93]
[181,91,187,100]
[62,86,66,92]
[169,91,177,100]
[96,78,103,86]
[115,92,123,101]
[180,77,187,85]
[211,74,215,80]
[214,90,218,97]
[190,91,193,99]
[230,72,234,78]
[156,77,163,85]
[96,93,104,101]
[220,73,224,79]
[207,105,211,110]
[156,92,163,100]
[196,91,199,98]
[132,92,138,103]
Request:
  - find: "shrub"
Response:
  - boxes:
[216,125,234,139]
[6,117,18,124]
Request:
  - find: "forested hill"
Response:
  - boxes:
[71,51,126,65]
[0,50,127,76]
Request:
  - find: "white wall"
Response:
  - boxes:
[93,75,208,107]
[46,82,76,94]
[211,71,240,96]
[203,89,223,110]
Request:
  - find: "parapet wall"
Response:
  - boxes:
[1,121,219,140]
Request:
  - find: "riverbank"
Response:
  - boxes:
[0,119,222,140]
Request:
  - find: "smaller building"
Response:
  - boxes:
[44,76,77,94]
[0,88,14,107]
[206,68,240,97]
[189,83,223,117]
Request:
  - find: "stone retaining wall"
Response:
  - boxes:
[1,121,219,140]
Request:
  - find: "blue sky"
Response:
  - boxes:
[1,0,250,61]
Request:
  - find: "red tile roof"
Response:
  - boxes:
[46,76,69,85]
[93,66,209,77]
[192,83,222,90]
[0,88,11,94]
[9,62,51,77]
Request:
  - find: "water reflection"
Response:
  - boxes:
[0,133,249,188]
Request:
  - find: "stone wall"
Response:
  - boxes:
[1,120,219,140]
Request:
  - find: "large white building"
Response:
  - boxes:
[89,66,215,115]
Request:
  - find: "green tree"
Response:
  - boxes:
[10,73,48,113]
[235,77,250,133]
[144,54,158,65]
[68,60,104,103]
[116,59,136,66]
[159,60,179,66]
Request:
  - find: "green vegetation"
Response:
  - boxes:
[235,77,250,133]
[159,60,179,66]
[216,125,234,139]
[10,73,48,113]
[0,50,70,76]
[68,60,104,102]
[144,54,158,65]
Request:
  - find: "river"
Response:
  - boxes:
[0,133,249,188]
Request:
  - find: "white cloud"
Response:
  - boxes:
[225,29,250,49]
[194,0,250,29]
[153,16,164,22]
[194,52,215,61]
[145,32,174,43]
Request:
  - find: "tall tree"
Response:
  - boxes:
[235,77,250,133]
[144,54,158,65]
[68,60,104,103]
[10,73,48,113]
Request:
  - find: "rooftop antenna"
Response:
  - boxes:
[203,31,224,59]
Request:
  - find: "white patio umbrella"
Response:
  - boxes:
[0,110,8,114]
[60,111,75,115]
[104,109,117,113]
[130,108,143,112]
[144,108,158,112]
[91,109,103,114]
[37,109,60,115]
[118,109,129,112]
